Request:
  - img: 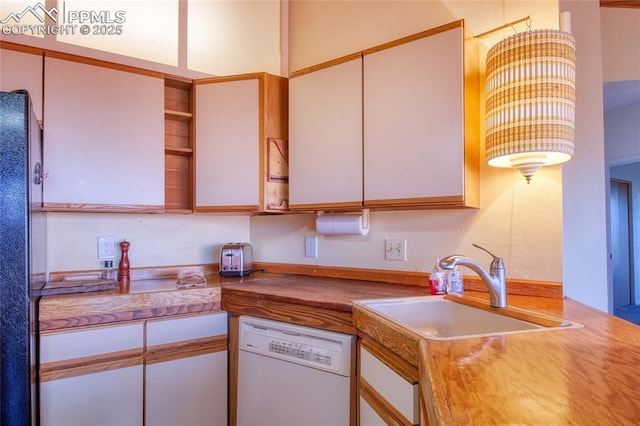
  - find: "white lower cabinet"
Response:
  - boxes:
[145,312,228,426]
[40,322,145,426]
[359,345,420,425]
[359,396,387,426]
[39,312,228,426]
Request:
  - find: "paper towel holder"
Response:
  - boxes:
[316,209,370,232]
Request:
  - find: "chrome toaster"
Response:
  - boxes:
[219,242,254,277]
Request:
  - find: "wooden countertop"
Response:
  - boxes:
[39,271,427,332]
[39,270,640,423]
[354,291,640,424]
[222,273,430,311]
[422,294,640,424]
[38,274,235,331]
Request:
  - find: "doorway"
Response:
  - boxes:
[610,178,634,309]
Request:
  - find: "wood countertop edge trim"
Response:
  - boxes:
[39,304,223,332]
[222,292,357,334]
[418,340,455,425]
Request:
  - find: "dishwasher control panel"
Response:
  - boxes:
[238,315,354,376]
[269,340,332,366]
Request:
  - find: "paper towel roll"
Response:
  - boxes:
[316,214,369,236]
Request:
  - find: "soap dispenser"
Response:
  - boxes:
[429,259,446,295]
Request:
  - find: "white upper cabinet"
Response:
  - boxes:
[288,20,479,211]
[194,73,288,213]
[364,24,470,207]
[43,54,165,212]
[289,56,364,210]
[0,46,43,121]
[195,78,259,210]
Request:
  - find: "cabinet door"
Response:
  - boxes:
[363,25,466,206]
[195,78,260,211]
[360,346,419,425]
[289,57,363,210]
[40,323,144,426]
[0,47,43,121]
[43,56,164,211]
[146,313,228,426]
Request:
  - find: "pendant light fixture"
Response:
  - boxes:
[484,13,576,183]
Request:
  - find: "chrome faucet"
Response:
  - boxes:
[439,244,507,308]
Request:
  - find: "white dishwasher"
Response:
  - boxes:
[237,315,355,426]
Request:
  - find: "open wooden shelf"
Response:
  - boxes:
[164,76,193,212]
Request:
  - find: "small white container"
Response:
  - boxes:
[446,267,464,294]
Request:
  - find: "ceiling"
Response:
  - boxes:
[604,81,640,112]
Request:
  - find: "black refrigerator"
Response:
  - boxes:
[0,90,47,426]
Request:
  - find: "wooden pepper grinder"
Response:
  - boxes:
[118,240,130,283]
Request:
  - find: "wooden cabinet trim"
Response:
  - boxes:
[228,315,240,426]
[146,334,227,365]
[289,202,363,212]
[360,337,419,384]
[353,310,421,367]
[194,205,259,214]
[0,41,43,55]
[359,377,414,426]
[194,72,265,85]
[42,202,165,214]
[289,52,363,78]
[363,20,463,56]
[40,348,143,382]
[45,50,163,79]
[364,195,467,209]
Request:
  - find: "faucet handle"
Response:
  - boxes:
[472,243,504,272]
[472,243,499,260]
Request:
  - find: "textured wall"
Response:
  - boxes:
[46,213,250,272]
[252,165,563,282]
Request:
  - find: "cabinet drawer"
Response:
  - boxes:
[40,322,144,363]
[146,312,227,346]
[360,346,419,424]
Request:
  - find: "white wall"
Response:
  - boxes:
[605,102,640,165]
[288,0,559,72]
[559,0,609,312]
[46,213,250,272]
[600,8,640,82]
[252,166,563,280]
[0,0,282,78]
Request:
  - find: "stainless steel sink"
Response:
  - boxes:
[354,296,582,340]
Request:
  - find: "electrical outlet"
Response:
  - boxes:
[385,239,406,261]
[305,236,318,258]
[97,236,115,260]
